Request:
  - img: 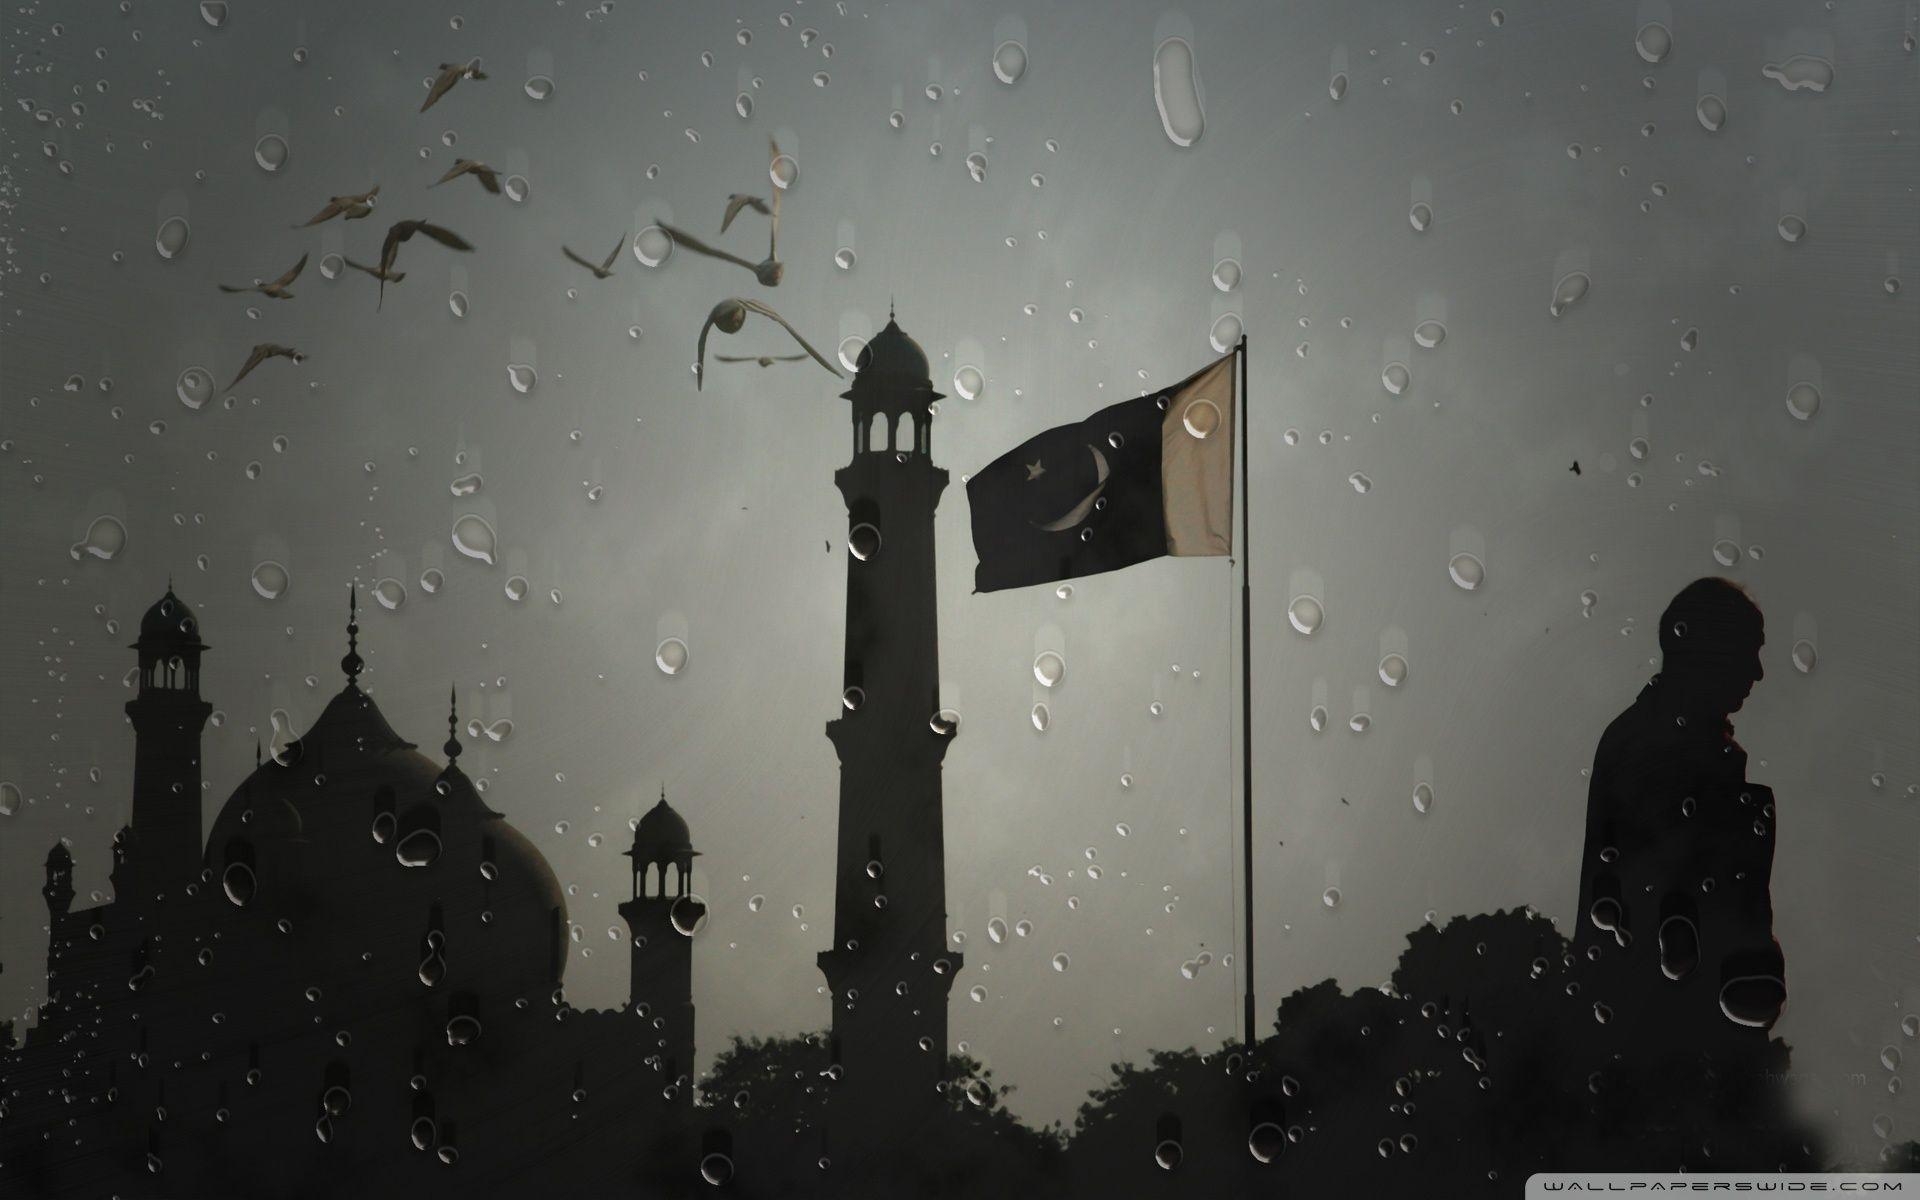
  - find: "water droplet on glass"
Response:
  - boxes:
[1785,380,1821,421]
[1790,639,1816,673]
[1153,36,1205,147]
[506,363,537,394]
[154,215,190,260]
[769,152,799,190]
[174,366,215,410]
[524,75,554,101]
[1448,552,1486,591]
[1413,320,1446,349]
[419,568,444,595]
[1322,887,1341,909]
[993,40,1027,85]
[503,575,529,603]
[372,577,406,610]
[1549,271,1591,317]
[1762,55,1834,93]
[1287,594,1324,635]
[1711,539,1742,567]
[253,133,289,173]
[833,246,855,271]
[670,894,709,936]
[451,514,497,564]
[1211,258,1241,293]
[199,1,228,28]
[1349,472,1373,494]
[1030,703,1050,732]
[449,290,469,317]
[502,175,529,203]
[1378,653,1409,687]
[655,637,689,675]
[965,151,988,183]
[836,335,867,373]
[1033,650,1066,688]
[1634,22,1672,64]
[633,225,673,267]
[1208,312,1242,353]
[318,253,344,280]
[1381,362,1411,395]
[1329,72,1348,101]
[1409,202,1433,232]
[1695,93,1728,131]
[1413,782,1434,814]
[249,559,290,600]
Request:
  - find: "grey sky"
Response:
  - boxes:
[2,0,1915,1163]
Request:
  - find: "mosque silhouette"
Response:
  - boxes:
[0,322,1883,1198]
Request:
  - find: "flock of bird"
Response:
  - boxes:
[216,58,844,393]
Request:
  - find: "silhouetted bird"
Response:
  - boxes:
[294,184,379,227]
[341,256,403,286]
[1570,460,1582,475]
[695,299,839,389]
[218,252,307,299]
[714,352,809,368]
[1575,576,1785,1041]
[721,193,772,232]
[421,59,486,112]
[562,234,625,280]
[225,343,306,390]
[369,219,474,308]
[431,158,502,194]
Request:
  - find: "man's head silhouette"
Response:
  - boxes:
[1657,577,1765,717]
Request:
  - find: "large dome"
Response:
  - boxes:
[203,683,570,995]
[844,317,941,402]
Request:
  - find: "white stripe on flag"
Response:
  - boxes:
[1160,353,1236,556]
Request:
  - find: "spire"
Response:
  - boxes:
[443,685,462,763]
[340,584,364,685]
[254,740,262,767]
[888,294,896,322]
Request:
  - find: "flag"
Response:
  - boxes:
[966,353,1236,593]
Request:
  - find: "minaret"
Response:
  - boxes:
[41,843,74,918]
[124,587,213,891]
[619,790,700,1091]
[817,317,962,1126]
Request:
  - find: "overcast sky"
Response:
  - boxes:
[2,0,1916,1161]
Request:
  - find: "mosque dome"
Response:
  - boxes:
[843,317,942,403]
[630,794,697,862]
[136,589,205,648]
[204,680,570,995]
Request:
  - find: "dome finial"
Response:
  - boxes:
[443,685,462,763]
[340,584,365,685]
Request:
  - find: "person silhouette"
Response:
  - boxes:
[1574,577,1786,1041]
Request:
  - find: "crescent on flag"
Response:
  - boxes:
[1032,443,1111,532]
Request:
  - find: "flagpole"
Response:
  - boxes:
[1238,334,1256,1053]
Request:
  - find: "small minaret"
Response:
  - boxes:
[41,843,74,918]
[124,587,212,892]
[618,791,700,1089]
[818,316,962,1128]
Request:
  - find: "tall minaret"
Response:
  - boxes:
[619,791,700,1091]
[817,317,962,1127]
[124,587,212,892]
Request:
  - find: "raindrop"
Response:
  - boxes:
[502,175,529,203]
[1777,214,1808,244]
[930,708,961,736]
[1329,72,1348,101]
[199,1,227,29]
[1030,703,1050,732]
[1413,320,1446,348]
[524,75,555,101]
[1696,93,1728,131]
[1208,313,1242,353]
[372,578,407,610]
[221,861,256,905]
[420,568,444,594]
[1762,56,1834,93]
[318,254,344,280]
[670,895,709,936]
[993,40,1028,86]
[1287,595,1324,635]
[396,828,443,868]
[1349,472,1373,494]
[0,782,19,817]
[1309,705,1328,732]
[449,291,469,318]
[842,686,865,711]
[1790,640,1816,673]
[848,522,882,561]
[655,638,689,675]
[1448,552,1486,591]
[504,575,529,603]
[1412,782,1434,814]
[1785,380,1821,421]
[1711,539,1742,567]
[506,364,537,394]
[965,151,988,183]
[969,984,988,1003]
[1211,258,1242,293]
[1153,36,1205,147]
[154,216,190,260]
[633,226,672,267]
[834,246,856,271]
[1634,22,1672,64]
[1033,650,1066,688]
[1409,202,1433,232]
[451,514,497,564]
[1322,887,1341,909]
[1378,653,1409,687]
[69,514,128,562]
[1381,362,1411,395]
[836,335,867,373]
[769,152,799,190]
[1549,271,1590,317]
[249,560,290,600]
[1051,952,1070,972]
[252,133,289,173]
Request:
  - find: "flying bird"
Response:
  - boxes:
[225,343,306,391]
[294,185,379,227]
[368,219,474,308]
[1570,460,1582,475]
[421,59,486,112]
[695,298,840,390]
[430,158,502,194]
[218,253,308,299]
[342,256,404,285]
[562,234,625,280]
[714,353,809,368]
[721,193,771,233]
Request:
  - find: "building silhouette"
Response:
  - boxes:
[817,318,964,1137]
[0,588,700,1197]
